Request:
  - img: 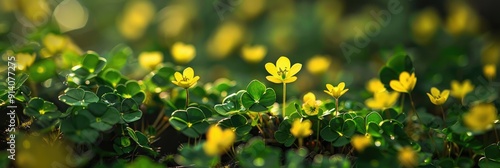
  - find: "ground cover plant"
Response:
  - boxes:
[1,0,500,168]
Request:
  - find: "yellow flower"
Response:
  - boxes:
[16,53,36,71]
[483,64,496,80]
[172,67,200,89]
[463,103,498,132]
[265,56,302,84]
[398,146,418,168]
[426,87,450,105]
[412,8,440,45]
[450,80,474,100]
[138,51,163,70]
[390,71,417,93]
[302,92,322,116]
[365,91,400,110]
[324,82,349,99]
[171,42,196,64]
[241,44,266,64]
[43,33,67,54]
[290,119,313,138]
[306,55,331,75]
[203,125,235,156]
[366,78,386,94]
[118,0,155,40]
[350,135,372,152]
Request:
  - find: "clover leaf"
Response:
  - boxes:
[320,117,356,146]
[169,107,209,138]
[79,102,121,131]
[116,80,145,104]
[120,98,143,123]
[24,97,60,120]
[274,119,296,147]
[60,114,99,143]
[241,80,276,112]
[237,138,281,168]
[214,90,245,116]
[217,114,252,141]
[59,88,99,106]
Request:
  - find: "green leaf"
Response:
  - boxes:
[151,66,175,87]
[24,97,60,120]
[81,52,106,74]
[14,73,29,90]
[101,69,123,87]
[274,120,296,147]
[367,122,382,137]
[479,157,500,168]
[241,80,276,112]
[29,59,56,82]
[61,115,99,143]
[386,54,414,73]
[59,88,99,106]
[217,114,252,141]
[120,98,142,123]
[169,107,209,138]
[365,112,383,125]
[214,91,245,116]
[379,66,399,90]
[485,144,500,162]
[116,80,145,104]
[80,102,121,131]
[106,44,132,70]
[237,138,281,168]
[126,156,163,168]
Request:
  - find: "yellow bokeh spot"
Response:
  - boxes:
[138,51,163,70]
[241,44,267,64]
[306,55,331,75]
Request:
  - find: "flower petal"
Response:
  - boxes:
[338,82,346,91]
[399,71,410,81]
[303,92,316,103]
[174,72,183,82]
[326,84,334,92]
[266,76,283,84]
[288,63,302,77]
[390,80,407,93]
[426,93,436,104]
[277,56,291,69]
[184,67,195,79]
[265,63,279,77]
[340,89,349,97]
[430,87,440,96]
[441,90,450,99]
[283,76,297,83]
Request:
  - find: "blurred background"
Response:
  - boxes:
[0,0,499,102]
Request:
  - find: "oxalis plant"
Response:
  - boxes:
[1,47,500,168]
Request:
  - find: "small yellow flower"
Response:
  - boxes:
[172,67,200,89]
[426,87,450,105]
[366,78,386,94]
[171,42,196,64]
[398,146,418,168]
[16,53,36,71]
[265,56,302,84]
[450,80,474,100]
[306,55,330,75]
[241,44,266,64]
[324,82,349,99]
[350,134,372,152]
[290,119,313,138]
[138,51,163,70]
[365,91,400,110]
[203,125,235,156]
[483,64,496,80]
[463,103,498,132]
[390,71,417,93]
[302,92,322,116]
[43,33,67,54]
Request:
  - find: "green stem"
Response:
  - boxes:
[283,83,287,118]
[400,93,405,113]
[316,120,320,142]
[440,105,446,127]
[335,98,339,117]
[298,138,303,148]
[408,93,424,126]
[494,127,499,142]
[185,89,189,109]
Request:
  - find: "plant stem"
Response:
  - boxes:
[400,93,405,113]
[298,138,303,148]
[495,128,499,142]
[440,105,446,127]
[283,83,287,118]
[316,120,320,142]
[408,93,424,126]
[185,89,189,109]
[335,98,339,117]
